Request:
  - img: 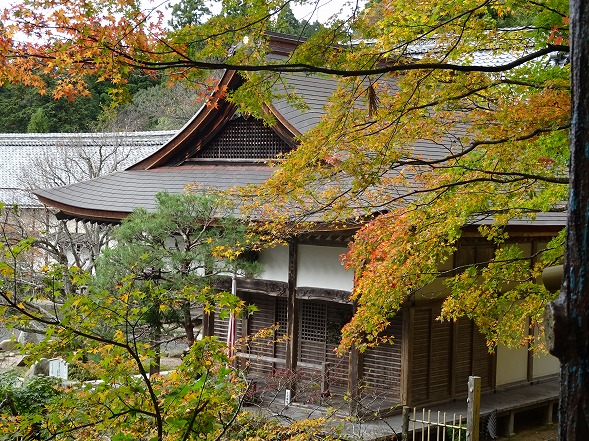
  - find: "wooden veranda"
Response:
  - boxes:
[248,376,559,440]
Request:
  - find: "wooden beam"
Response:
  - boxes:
[216,277,287,297]
[296,286,352,304]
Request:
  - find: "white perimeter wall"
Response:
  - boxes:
[533,351,560,378]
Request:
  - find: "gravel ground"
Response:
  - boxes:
[498,425,556,441]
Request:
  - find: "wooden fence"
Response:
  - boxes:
[402,376,481,441]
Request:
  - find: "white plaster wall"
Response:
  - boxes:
[533,352,560,378]
[296,244,353,291]
[258,245,289,282]
[496,345,528,386]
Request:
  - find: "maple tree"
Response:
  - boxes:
[0,0,572,368]
[237,0,570,353]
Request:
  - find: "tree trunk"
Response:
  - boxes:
[548,1,589,439]
[180,261,195,346]
[150,299,162,376]
[150,337,162,376]
[183,300,195,346]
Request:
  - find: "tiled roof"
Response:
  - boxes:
[0,131,176,206]
[30,64,567,230]
[34,165,274,221]
[272,72,340,134]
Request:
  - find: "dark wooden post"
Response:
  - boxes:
[285,238,299,400]
[547,1,589,439]
[202,312,214,337]
[348,342,363,415]
[526,322,534,383]
[400,307,414,405]
[240,293,250,368]
[348,301,363,415]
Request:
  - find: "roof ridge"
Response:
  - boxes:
[0,130,177,139]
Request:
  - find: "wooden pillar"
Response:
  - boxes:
[347,301,362,412]
[241,294,250,342]
[400,307,414,405]
[237,291,249,369]
[527,317,534,383]
[348,338,364,415]
[545,401,555,426]
[402,406,411,441]
[528,243,538,383]
[489,347,497,391]
[450,319,459,398]
[285,239,299,383]
[505,411,516,438]
[202,260,215,338]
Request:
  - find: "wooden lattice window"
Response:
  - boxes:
[275,297,288,338]
[300,301,327,342]
[194,116,292,160]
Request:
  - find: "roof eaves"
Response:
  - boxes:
[265,103,302,141]
[128,70,243,170]
[35,193,128,223]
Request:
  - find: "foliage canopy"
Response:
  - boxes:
[0,0,571,349]
[95,191,261,350]
[0,193,262,440]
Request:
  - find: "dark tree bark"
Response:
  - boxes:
[548,1,589,439]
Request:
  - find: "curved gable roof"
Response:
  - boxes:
[33,60,340,222]
[128,67,337,171]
